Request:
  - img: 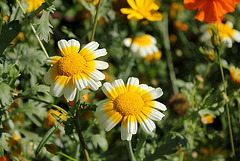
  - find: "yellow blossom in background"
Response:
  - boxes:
[230,66,240,86]
[169,3,184,19]
[3,15,9,21]
[120,0,163,21]
[23,0,45,12]
[96,77,166,140]
[201,114,214,124]
[44,39,108,101]
[11,32,24,46]
[123,34,161,61]
[200,21,240,48]
[78,0,99,5]
[45,109,67,129]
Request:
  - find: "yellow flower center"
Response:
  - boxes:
[58,54,86,77]
[113,91,144,116]
[133,35,152,47]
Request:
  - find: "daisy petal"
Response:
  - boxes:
[63,78,77,101]
[93,49,107,58]
[121,116,133,141]
[102,82,119,100]
[58,39,80,56]
[83,41,99,52]
[89,70,106,80]
[100,111,123,132]
[142,87,163,101]
[95,60,109,70]
[45,56,62,65]
[233,30,240,42]
[50,76,68,97]
[112,79,126,94]
[143,107,165,121]
[87,77,101,91]
[136,113,156,133]
[145,101,167,111]
[44,70,53,85]
[127,115,138,134]
[126,77,139,92]
[73,74,86,91]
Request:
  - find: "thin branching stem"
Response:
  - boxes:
[89,0,103,42]
[15,0,49,58]
[217,49,235,159]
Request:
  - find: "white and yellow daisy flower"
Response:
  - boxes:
[44,39,108,101]
[123,34,160,58]
[95,77,166,141]
[200,21,240,48]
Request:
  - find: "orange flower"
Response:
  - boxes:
[184,0,240,23]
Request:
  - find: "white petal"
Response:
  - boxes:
[123,38,132,47]
[131,44,138,53]
[127,115,137,134]
[226,21,233,28]
[142,87,163,100]
[64,85,77,101]
[84,41,99,51]
[50,77,68,97]
[199,24,208,33]
[73,75,86,91]
[121,122,132,141]
[102,82,118,100]
[101,113,122,132]
[89,70,105,80]
[222,37,232,48]
[233,30,240,42]
[93,49,107,58]
[200,32,211,42]
[153,101,167,111]
[95,60,109,70]
[139,47,147,57]
[148,109,165,121]
[148,35,157,44]
[44,70,53,85]
[58,39,68,54]
[137,114,156,133]
[87,77,101,91]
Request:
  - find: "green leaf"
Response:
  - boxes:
[91,134,108,151]
[0,82,13,107]
[0,128,11,157]
[35,123,60,156]
[36,5,55,42]
[0,20,21,55]
[144,135,187,160]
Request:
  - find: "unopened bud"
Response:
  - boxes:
[45,144,59,154]
[211,34,222,48]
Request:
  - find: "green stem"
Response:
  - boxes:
[89,0,102,42]
[159,12,179,94]
[83,117,97,137]
[57,151,78,161]
[73,117,90,161]
[217,50,235,158]
[126,141,136,161]
[15,0,49,58]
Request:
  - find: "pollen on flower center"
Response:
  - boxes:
[113,92,144,116]
[58,54,86,77]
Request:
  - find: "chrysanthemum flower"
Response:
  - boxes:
[120,0,163,21]
[184,0,240,23]
[23,0,45,12]
[123,34,160,59]
[95,77,166,141]
[200,21,240,48]
[44,39,108,101]
[230,66,240,86]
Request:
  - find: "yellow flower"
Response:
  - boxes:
[44,39,108,101]
[96,77,166,140]
[45,109,67,129]
[230,66,240,86]
[23,0,45,12]
[11,32,24,46]
[120,0,163,21]
[201,21,240,48]
[123,34,161,59]
[201,114,214,124]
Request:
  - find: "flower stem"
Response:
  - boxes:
[15,0,49,58]
[126,141,136,161]
[57,151,78,161]
[217,49,235,158]
[159,12,179,94]
[89,0,102,42]
[73,117,90,161]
